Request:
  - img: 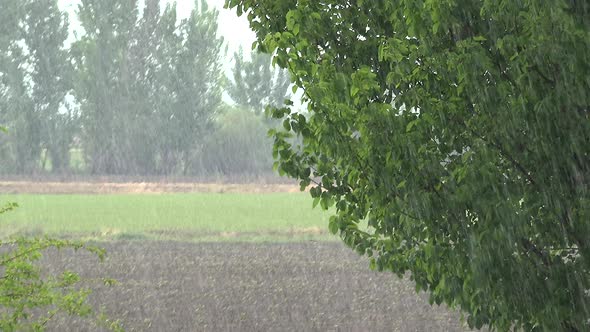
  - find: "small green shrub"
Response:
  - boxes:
[0,202,123,331]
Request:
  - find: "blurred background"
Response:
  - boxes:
[1,0,296,182]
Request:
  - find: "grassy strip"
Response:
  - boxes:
[1,193,335,242]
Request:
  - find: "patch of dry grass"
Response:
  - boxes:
[0,181,305,194]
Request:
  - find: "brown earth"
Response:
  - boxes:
[41,241,472,332]
[7,182,475,330]
[0,181,304,194]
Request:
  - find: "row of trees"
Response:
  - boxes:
[0,0,290,177]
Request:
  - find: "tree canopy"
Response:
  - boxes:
[226,0,590,330]
[227,48,291,114]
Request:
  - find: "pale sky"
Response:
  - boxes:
[55,1,300,108]
[57,0,256,59]
[167,0,256,57]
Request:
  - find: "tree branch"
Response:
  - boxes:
[520,238,552,267]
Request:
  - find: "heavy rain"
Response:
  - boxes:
[0,0,588,331]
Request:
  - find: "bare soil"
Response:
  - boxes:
[41,241,470,332]
[8,182,474,330]
[0,181,303,194]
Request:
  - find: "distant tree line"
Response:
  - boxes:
[0,0,290,177]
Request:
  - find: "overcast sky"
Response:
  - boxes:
[55,1,301,108]
[57,0,256,58]
[166,0,256,56]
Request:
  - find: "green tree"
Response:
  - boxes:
[0,201,122,331]
[227,0,590,330]
[23,0,76,174]
[159,0,224,175]
[72,0,138,174]
[227,48,290,115]
[0,236,117,331]
[0,0,40,174]
[124,0,177,175]
[0,0,75,175]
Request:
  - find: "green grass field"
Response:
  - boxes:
[1,193,336,242]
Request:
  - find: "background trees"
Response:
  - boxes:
[226,0,590,330]
[0,0,282,178]
[162,0,224,175]
[24,1,76,174]
[0,0,75,175]
[227,48,290,115]
[73,0,224,175]
[76,0,137,174]
[198,107,274,177]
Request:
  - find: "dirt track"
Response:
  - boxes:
[0,181,303,194]
[42,241,470,332]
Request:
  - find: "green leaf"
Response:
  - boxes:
[369,258,377,270]
[222,1,590,330]
[397,180,407,189]
[406,119,419,132]
[328,216,339,234]
[312,197,320,208]
[283,119,291,131]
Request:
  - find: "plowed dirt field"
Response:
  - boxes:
[6,182,473,331]
[42,242,469,331]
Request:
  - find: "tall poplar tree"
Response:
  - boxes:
[124,0,173,174]
[72,0,138,174]
[0,1,37,173]
[0,0,72,174]
[24,0,74,173]
[160,0,224,174]
[228,48,290,115]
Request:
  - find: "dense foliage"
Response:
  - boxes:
[226,0,590,330]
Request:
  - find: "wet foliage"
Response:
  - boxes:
[226,0,590,330]
[0,203,121,331]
